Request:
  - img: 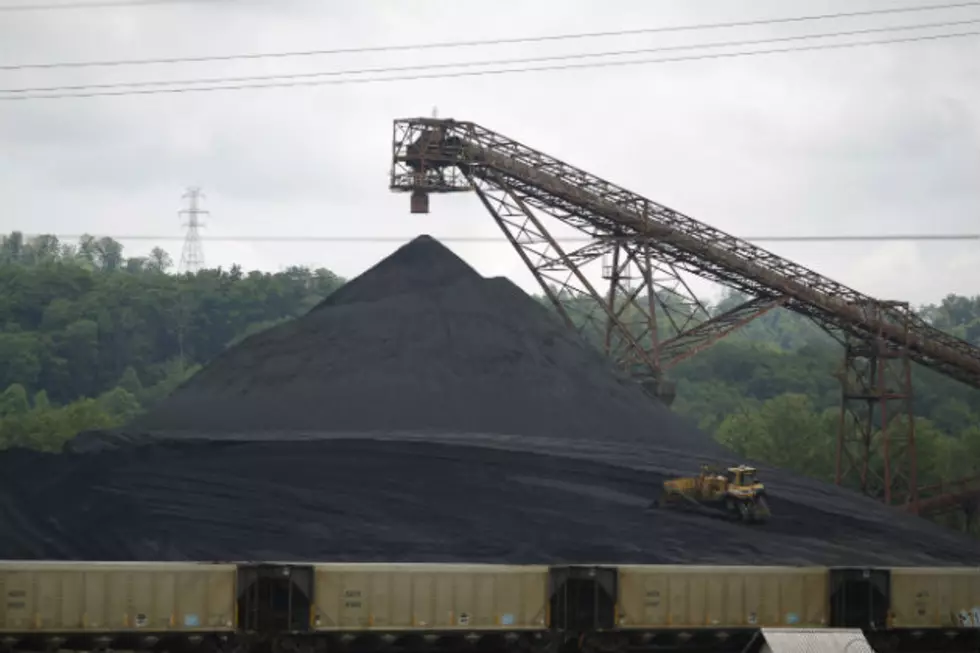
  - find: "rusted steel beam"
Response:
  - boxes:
[658,296,789,371]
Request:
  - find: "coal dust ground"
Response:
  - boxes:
[0,236,976,565]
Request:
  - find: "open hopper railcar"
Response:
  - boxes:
[2,562,978,652]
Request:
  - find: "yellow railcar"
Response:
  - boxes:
[309,563,549,632]
[889,567,980,629]
[0,561,236,635]
[617,565,828,630]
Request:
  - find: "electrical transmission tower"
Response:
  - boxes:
[178,187,208,273]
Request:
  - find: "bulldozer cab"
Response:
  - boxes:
[727,466,758,487]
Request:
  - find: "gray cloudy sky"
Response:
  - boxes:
[0,0,978,306]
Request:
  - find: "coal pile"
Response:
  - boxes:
[1,235,977,565]
[87,235,724,454]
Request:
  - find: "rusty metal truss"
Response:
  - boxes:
[389,116,980,506]
[658,295,788,370]
[388,119,789,395]
[468,176,715,384]
[390,117,980,389]
[835,301,917,508]
[915,474,980,523]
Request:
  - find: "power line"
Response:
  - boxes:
[2,29,977,101]
[0,0,228,11]
[5,17,978,96]
[2,0,978,70]
[24,234,980,243]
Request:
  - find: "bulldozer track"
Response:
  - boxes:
[648,493,769,525]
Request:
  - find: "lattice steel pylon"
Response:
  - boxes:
[178,186,208,274]
[389,117,980,507]
[835,300,917,508]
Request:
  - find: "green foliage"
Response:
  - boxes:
[715,394,839,482]
[0,231,345,453]
[0,231,344,405]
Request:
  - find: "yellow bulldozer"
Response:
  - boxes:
[650,464,771,524]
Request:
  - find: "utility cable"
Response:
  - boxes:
[0,0,229,11]
[4,17,978,96]
[2,29,977,101]
[26,234,980,243]
[1,0,978,70]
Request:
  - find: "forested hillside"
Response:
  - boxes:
[0,232,343,451]
[1,231,977,532]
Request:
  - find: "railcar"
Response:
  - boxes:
[823,566,980,653]
[887,566,980,629]
[4,560,980,653]
[0,561,236,650]
[236,562,550,649]
[309,563,549,632]
[517,565,980,652]
[550,565,828,653]
[616,564,829,629]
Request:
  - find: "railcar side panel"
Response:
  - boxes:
[616,565,828,629]
[890,567,980,629]
[0,562,236,634]
[311,563,549,632]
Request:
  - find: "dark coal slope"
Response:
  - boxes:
[121,235,722,454]
[10,234,976,566]
[1,439,976,565]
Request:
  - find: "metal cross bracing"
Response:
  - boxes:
[389,116,980,509]
[468,176,719,403]
[834,301,917,507]
[904,472,980,540]
[915,474,980,531]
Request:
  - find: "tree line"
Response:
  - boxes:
[0,231,343,451]
[0,231,977,533]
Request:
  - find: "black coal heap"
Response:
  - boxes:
[3,235,976,566]
[114,235,716,452]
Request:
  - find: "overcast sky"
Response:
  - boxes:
[0,0,977,306]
